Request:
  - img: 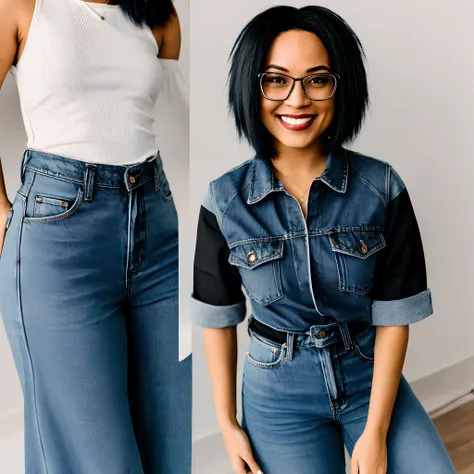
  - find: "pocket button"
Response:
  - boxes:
[247,250,257,264]
[129,176,136,184]
[35,196,43,203]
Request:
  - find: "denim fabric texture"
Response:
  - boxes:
[241,316,455,473]
[193,148,433,331]
[0,149,192,474]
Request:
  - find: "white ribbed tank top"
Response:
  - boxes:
[11,0,164,164]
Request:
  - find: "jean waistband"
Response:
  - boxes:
[247,316,371,360]
[21,149,163,193]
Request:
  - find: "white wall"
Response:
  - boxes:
[0,0,190,428]
[190,0,474,444]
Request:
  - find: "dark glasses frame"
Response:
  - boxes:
[257,72,340,102]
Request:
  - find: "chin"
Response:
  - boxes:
[276,133,320,151]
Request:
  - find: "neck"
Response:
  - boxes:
[272,139,328,178]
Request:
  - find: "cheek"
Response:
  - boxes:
[260,100,276,126]
[318,99,335,125]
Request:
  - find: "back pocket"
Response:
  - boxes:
[330,230,386,295]
[229,239,284,306]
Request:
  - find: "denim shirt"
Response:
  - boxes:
[192,147,433,331]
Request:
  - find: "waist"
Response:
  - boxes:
[22,149,163,191]
[248,316,371,348]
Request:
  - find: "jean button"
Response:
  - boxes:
[318,330,327,339]
[129,176,136,184]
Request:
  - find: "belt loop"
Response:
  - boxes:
[84,164,97,202]
[285,332,294,360]
[20,149,30,183]
[339,323,353,351]
[152,152,163,192]
[246,315,254,337]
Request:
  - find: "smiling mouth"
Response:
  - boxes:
[276,114,317,131]
[278,115,315,125]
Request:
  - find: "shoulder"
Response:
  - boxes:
[0,0,32,28]
[203,159,254,216]
[346,149,406,204]
[154,6,181,59]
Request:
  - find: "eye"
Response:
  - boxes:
[308,75,330,85]
[264,73,289,85]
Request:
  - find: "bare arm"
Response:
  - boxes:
[0,0,20,207]
[367,326,409,435]
[152,6,181,60]
[203,326,239,428]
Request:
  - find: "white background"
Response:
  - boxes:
[0,0,190,436]
[190,0,474,449]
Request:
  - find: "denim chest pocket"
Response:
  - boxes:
[228,240,284,306]
[330,230,386,296]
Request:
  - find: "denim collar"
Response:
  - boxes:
[247,147,349,205]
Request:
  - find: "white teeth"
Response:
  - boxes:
[280,116,313,125]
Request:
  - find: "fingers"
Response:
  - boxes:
[242,452,263,474]
[231,457,248,474]
[232,454,263,474]
[351,458,359,474]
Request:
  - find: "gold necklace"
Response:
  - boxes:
[275,169,316,206]
[83,0,111,21]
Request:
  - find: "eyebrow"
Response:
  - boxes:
[265,64,331,73]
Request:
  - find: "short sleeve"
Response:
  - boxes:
[191,185,247,328]
[369,167,433,326]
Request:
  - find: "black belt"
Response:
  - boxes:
[249,318,370,345]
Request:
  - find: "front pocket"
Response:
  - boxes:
[33,195,72,218]
[351,325,376,362]
[330,230,386,295]
[22,171,85,224]
[155,168,173,202]
[228,239,284,306]
[246,332,286,369]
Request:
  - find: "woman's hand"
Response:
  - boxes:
[221,420,264,474]
[351,429,387,474]
[0,200,12,256]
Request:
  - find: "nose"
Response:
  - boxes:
[285,80,311,108]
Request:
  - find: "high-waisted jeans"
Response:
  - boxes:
[0,150,192,474]
[242,316,455,473]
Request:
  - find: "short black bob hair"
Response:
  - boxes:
[228,5,369,159]
[118,0,175,29]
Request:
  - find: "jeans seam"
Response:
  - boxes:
[17,204,49,473]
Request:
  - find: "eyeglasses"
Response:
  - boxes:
[258,72,340,102]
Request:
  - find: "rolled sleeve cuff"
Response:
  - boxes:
[371,289,433,326]
[191,297,247,328]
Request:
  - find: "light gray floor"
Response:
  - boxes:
[0,422,23,474]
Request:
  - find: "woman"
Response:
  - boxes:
[192,6,455,474]
[0,1,191,473]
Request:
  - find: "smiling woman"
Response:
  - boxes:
[192,5,456,474]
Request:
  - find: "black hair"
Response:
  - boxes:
[117,0,176,29]
[228,5,369,159]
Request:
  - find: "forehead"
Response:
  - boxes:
[266,30,330,71]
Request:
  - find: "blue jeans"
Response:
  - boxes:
[0,150,192,474]
[242,317,455,473]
